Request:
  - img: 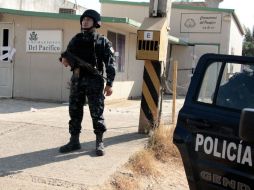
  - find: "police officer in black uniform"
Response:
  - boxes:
[59,9,116,156]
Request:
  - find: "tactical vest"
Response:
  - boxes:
[68,32,106,73]
[93,33,105,72]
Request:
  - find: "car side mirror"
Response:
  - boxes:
[239,108,254,143]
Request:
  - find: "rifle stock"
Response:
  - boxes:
[59,51,107,80]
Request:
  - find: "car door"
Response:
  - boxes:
[173,54,254,190]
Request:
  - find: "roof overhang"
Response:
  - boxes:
[99,0,149,6]
[168,35,192,46]
[0,8,140,33]
[101,17,140,33]
[232,12,245,35]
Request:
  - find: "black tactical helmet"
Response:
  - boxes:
[80,9,101,28]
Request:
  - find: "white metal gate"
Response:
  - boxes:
[0,23,14,98]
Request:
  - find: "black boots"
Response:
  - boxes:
[59,134,81,153]
[96,133,105,156]
[59,133,105,156]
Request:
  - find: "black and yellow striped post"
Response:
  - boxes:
[139,60,163,133]
[136,0,171,133]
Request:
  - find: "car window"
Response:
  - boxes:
[197,62,222,104]
[197,62,254,110]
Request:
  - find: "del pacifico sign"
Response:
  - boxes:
[26,30,62,53]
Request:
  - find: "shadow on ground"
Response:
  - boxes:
[0,99,65,114]
[0,132,147,177]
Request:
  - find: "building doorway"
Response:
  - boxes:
[0,23,14,97]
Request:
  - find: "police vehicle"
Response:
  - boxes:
[173,54,254,190]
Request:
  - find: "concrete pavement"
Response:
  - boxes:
[0,96,184,190]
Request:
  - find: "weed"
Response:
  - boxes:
[148,125,180,162]
[110,173,139,190]
[127,150,158,177]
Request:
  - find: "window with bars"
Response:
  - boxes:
[107,31,125,72]
[59,8,76,15]
[2,29,9,61]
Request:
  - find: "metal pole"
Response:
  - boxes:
[149,0,172,17]
[172,60,178,125]
[138,0,171,134]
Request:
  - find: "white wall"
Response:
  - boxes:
[0,0,85,14]
[99,28,144,100]
[170,8,232,50]
[101,3,148,23]
[167,8,243,95]
[7,14,78,101]
[229,16,244,55]
[171,9,243,57]
[168,45,194,95]
[126,33,144,99]
[1,12,143,101]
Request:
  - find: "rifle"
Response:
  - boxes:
[59,51,107,80]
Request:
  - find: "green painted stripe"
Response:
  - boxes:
[169,35,190,46]
[100,1,235,13]
[0,7,140,27]
[101,16,141,27]
[99,0,149,6]
[172,4,235,13]
[0,7,80,20]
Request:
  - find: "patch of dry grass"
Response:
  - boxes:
[110,174,139,190]
[127,149,158,177]
[108,125,182,190]
[148,125,181,163]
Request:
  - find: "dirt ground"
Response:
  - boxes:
[0,97,189,190]
[142,159,189,190]
[0,159,189,190]
[100,156,189,190]
[99,127,190,190]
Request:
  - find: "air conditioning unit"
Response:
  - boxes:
[59,8,76,15]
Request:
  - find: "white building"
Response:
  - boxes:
[0,4,143,101]
[100,0,244,94]
[0,0,244,101]
[0,0,86,14]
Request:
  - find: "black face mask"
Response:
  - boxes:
[81,30,95,42]
[81,26,94,32]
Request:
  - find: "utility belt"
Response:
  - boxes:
[79,66,103,77]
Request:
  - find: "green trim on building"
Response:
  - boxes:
[0,7,80,20]
[172,4,234,13]
[99,0,149,6]
[168,35,190,46]
[99,1,234,13]
[232,13,245,35]
[102,16,141,27]
[0,7,140,27]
